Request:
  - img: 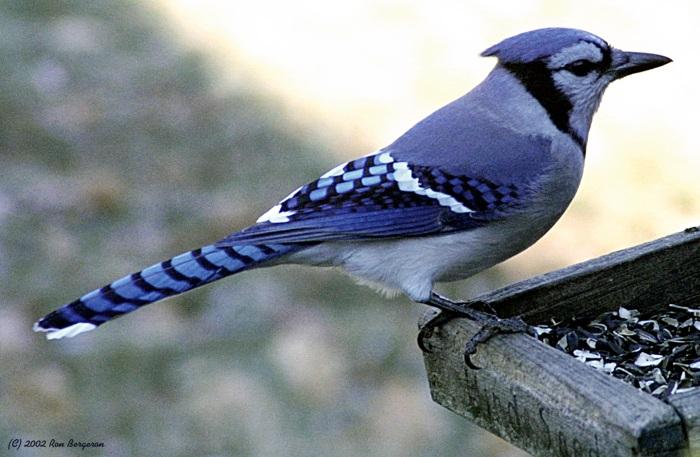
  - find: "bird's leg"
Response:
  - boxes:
[417,292,491,352]
[418,292,535,369]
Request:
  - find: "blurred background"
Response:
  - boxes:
[0,0,697,456]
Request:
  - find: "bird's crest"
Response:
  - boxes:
[481,28,609,63]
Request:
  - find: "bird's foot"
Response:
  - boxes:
[417,310,457,352]
[418,292,535,369]
[461,312,533,369]
[417,299,495,352]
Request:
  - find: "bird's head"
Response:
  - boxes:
[482,28,671,148]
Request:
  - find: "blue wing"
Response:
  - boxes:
[218,151,523,246]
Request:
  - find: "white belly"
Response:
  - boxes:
[286,207,563,303]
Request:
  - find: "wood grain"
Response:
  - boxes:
[667,389,700,456]
[481,228,700,324]
[421,228,700,457]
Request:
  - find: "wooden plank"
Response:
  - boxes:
[475,227,700,323]
[422,229,700,456]
[667,390,700,456]
[423,317,686,457]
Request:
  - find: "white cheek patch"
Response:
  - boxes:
[551,66,609,143]
[548,41,603,68]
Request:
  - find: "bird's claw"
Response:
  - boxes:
[417,310,456,353]
[418,292,534,370]
[416,325,434,353]
[463,314,534,369]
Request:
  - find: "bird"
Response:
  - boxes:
[34,28,671,364]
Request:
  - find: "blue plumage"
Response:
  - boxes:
[35,243,297,338]
[481,28,609,63]
[33,28,671,340]
[222,151,520,244]
[386,89,555,182]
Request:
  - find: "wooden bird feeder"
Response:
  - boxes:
[421,228,700,457]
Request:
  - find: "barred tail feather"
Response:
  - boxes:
[34,243,296,339]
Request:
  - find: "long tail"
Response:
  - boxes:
[34,242,298,339]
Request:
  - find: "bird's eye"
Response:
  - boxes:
[564,60,598,76]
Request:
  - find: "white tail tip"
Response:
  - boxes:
[33,322,97,340]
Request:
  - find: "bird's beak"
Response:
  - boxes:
[609,50,672,80]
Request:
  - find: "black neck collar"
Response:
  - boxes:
[503,61,585,151]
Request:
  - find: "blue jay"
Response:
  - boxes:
[34,28,670,364]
